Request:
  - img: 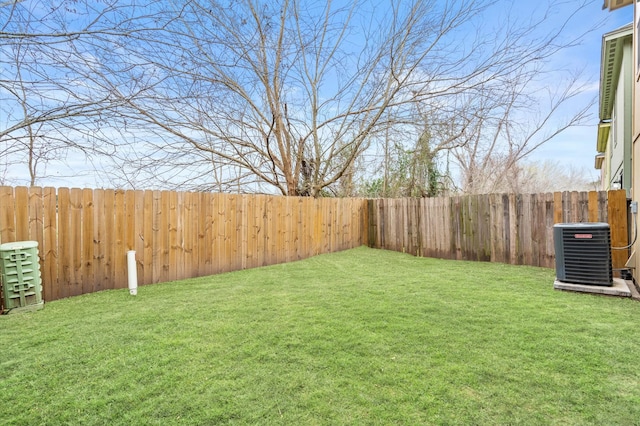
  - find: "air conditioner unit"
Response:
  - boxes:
[553,223,613,286]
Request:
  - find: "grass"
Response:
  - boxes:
[1,246,640,425]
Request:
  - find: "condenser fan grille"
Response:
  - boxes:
[554,223,613,286]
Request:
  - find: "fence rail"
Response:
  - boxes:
[0,187,628,303]
[367,190,629,269]
[0,187,368,302]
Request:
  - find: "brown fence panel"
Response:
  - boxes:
[1,187,368,301]
[7,186,624,302]
[368,190,629,269]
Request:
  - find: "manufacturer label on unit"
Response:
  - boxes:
[574,234,593,239]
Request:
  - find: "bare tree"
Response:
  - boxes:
[0,0,172,185]
[108,0,500,195]
[440,1,600,194]
[357,0,601,197]
[473,159,600,193]
[121,0,598,195]
[2,0,602,194]
[445,70,594,194]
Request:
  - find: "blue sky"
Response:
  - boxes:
[529,2,633,178]
[1,0,636,189]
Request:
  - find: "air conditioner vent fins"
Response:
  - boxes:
[553,223,613,286]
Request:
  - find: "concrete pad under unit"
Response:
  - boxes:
[553,278,631,297]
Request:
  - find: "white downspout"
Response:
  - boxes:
[127,251,138,296]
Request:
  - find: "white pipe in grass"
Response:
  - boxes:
[127,250,138,296]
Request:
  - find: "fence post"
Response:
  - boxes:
[608,189,629,273]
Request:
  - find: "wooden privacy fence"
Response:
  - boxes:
[367,190,629,269]
[0,187,368,302]
[0,187,629,303]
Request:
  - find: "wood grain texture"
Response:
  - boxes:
[2,187,624,301]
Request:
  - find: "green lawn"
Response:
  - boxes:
[1,246,640,425]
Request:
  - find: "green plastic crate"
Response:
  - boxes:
[0,241,43,314]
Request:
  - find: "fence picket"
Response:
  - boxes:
[142,190,154,285]
[43,187,57,301]
[14,187,29,241]
[93,189,105,293]
[168,190,179,282]
[82,189,94,295]
[183,191,195,279]
[114,190,126,289]
[29,187,45,297]
[57,188,71,298]
[68,188,82,297]
[103,189,116,292]
[0,186,15,244]
[134,190,145,282]
[198,192,211,276]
